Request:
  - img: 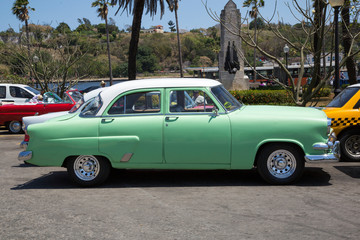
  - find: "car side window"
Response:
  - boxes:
[9,86,33,98]
[169,90,215,113]
[0,86,5,98]
[108,91,161,115]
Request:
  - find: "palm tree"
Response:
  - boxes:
[243,0,264,83]
[168,0,183,77]
[12,0,35,59]
[111,0,174,80]
[92,0,114,85]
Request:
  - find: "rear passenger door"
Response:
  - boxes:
[99,89,164,164]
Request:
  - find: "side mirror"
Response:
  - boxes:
[212,107,219,116]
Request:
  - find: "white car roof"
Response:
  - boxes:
[99,78,221,105]
[0,83,30,87]
[83,87,107,102]
[96,78,222,116]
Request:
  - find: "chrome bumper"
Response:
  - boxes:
[305,140,340,163]
[18,151,32,162]
[20,141,28,149]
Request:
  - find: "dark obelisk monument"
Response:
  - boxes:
[219,0,248,90]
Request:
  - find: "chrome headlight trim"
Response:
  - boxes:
[327,118,332,135]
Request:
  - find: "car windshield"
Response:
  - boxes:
[327,87,359,108]
[211,85,242,111]
[80,95,102,116]
[43,92,63,103]
[25,86,40,95]
[68,91,82,102]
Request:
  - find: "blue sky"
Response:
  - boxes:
[1,0,300,32]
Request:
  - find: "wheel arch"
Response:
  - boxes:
[62,155,112,168]
[337,126,360,139]
[254,141,305,167]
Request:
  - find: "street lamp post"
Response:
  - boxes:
[329,0,344,97]
[33,55,39,88]
[284,44,289,85]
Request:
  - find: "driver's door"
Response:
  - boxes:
[164,89,231,165]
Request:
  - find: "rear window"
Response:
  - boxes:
[80,96,102,117]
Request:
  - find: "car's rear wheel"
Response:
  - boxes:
[8,120,22,134]
[67,155,111,187]
[339,130,360,161]
[257,144,304,184]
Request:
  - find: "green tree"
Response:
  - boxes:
[243,0,264,83]
[137,46,159,73]
[76,18,93,32]
[249,18,265,30]
[12,0,35,62]
[168,20,176,32]
[168,0,183,77]
[111,0,174,80]
[92,0,114,85]
[55,22,71,34]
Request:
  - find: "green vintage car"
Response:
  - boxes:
[19,78,340,186]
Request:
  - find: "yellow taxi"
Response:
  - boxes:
[323,84,360,161]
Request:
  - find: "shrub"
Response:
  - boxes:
[302,87,332,97]
[230,90,294,105]
[316,87,331,97]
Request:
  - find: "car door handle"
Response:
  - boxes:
[101,118,114,123]
[165,116,179,121]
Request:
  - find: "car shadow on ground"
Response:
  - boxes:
[334,166,360,178]
[11,167,332,190]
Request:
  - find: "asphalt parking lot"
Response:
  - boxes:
[0,130,359,240]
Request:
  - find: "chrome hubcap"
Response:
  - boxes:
[345,135,360,157]
[10,121,21,133]
[74,155,100,181]
[267,149,296,179]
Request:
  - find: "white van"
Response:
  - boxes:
[0,83,39,104]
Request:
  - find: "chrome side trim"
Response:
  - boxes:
[305,154,339,162]
[120,153,133,162]
[18,151,32,161]
[20,141,28,149]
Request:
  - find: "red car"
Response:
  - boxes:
[0,90,81,133]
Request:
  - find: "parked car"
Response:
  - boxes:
[323,83,360,161]
[20,87,106,148]
[19,78,339,186]
[0,90,81,133]
[0,83,39,104]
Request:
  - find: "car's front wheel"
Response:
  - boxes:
[257,144,304,184]
[8,120,22,134]
[339,130,360,161]
[67,155,111,187]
